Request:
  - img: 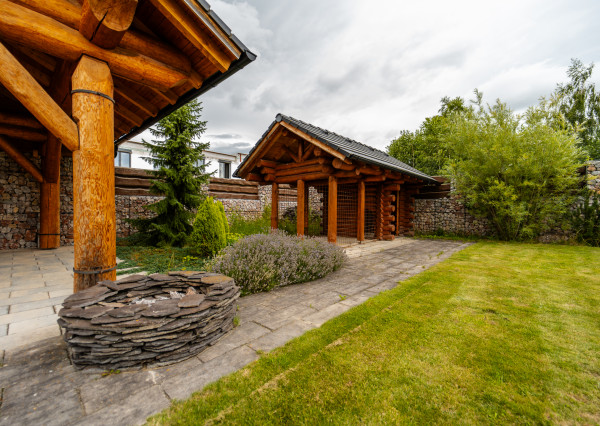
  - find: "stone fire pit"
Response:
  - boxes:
[57,271,240,370]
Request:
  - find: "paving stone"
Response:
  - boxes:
[8,314,59,334]
[252,304,317,331]
[162,345,258,400]
[7,296,66,313]
[0,388,84,426]
[3,290,52,306]
[367,280,400,293]
[339,290,378,307]
[198,321,270,362]
[0,305,8,315]
[302,303,354,327]
[0,325,61,351]
[80,370,164,414]
[0,323,7,336]
[75,385,170,426]
[0,306,55,325]
[248,320,315,352]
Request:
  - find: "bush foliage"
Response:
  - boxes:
[210,231,347,295]
[190,197,229,256]
[571,191,600,246]
[445,95,582,240]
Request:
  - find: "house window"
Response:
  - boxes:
[114,149,131,168]
[219,161,231,178]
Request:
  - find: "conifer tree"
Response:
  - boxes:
[129,100,210,246]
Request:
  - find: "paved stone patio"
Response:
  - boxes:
[0,238,471,425]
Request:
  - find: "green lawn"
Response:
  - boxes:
[148,242,600,425]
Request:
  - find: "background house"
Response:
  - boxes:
[116,139,247,179]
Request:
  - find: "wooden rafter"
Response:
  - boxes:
[0,124,47,142]
[0,135,43,182]
[147,0,237,73]
[114,79,159,117]
[0,1,190,90]
[0,41,78,151]
[0,112,43,129]
[279,121,346,161]
[79,0,138,49]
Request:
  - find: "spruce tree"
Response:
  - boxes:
[130,100,210,247]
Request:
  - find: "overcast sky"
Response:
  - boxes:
[140,0,600,155]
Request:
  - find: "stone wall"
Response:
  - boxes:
[0,153,271,249]
[0,151,41,249]
[414,197,493,237]
[587,160,600,193]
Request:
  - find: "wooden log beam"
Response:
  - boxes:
[0,124,47,142]
[43,135,62,183]
[301,144,314,161]
[271,182,278,229]
[72,55,116,291]
[357,180,365,242]
[279,121,346,162]
[274,157,328,170]
[114,79,159,117]
[365,175,386,183]
[0,112,43,129]
[0,135,43,182]
[80,0,138,49]
[0,1,189,90]
[282,145,300,163]
[258,159,282,169]
[332,158,354,170]
[297,180,305,236]
[0,41,79,151]
[275,163,329,178]
[40,137,61,249]
[12,0,192,79]
[328,176,337,243]
[147,0,238,73]
[245,173,264,183]
[357,166,381,175]
[274,172,329,184]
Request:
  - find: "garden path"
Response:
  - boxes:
[0,238,470,425]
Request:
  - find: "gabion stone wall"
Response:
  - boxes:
[0,152,41,249]
[414,197,493,237]
[58,271,239,370]
[587,161,600,193]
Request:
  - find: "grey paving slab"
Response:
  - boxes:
[248,319,316,352]
[0,238,471,425]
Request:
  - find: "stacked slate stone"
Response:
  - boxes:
[58,271,239,370]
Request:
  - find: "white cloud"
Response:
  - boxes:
[190,0,600,153]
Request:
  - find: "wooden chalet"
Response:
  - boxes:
[0,0,255,291]
[235,114,438,244]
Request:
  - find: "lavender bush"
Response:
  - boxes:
[210,230,347,295]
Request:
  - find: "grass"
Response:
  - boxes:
[147,242,600,425]
[116,246,207,275]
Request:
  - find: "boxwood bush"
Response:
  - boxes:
[210,230,347,295]
[190,197,228,256]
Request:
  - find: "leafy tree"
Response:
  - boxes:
[552,59,600,159]
[387,96,468,175]
[445,96,582,240]
[129,100,210,247]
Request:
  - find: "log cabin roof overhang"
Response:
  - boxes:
[234,113,439,184]
[0,0,256,152]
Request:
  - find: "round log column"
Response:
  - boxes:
[71,55,116,292]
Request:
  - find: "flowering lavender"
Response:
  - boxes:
[210,230,347,295]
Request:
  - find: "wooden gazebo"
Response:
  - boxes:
[0,0,255,291]
[235,114,438,244]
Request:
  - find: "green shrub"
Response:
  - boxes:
[228,206,271,236]
[445,94,582,240]
[571,191,600,246]
[210,230,347,295]
[190,197,228,256]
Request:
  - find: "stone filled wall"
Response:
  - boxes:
[414,197,493,237]
[0,151,41,249]
[587,160,600,193]
[1,153,271,249]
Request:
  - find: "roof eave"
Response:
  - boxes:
[115,50,256,148]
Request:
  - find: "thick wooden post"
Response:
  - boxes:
[357,180,365,242]
[297,179,305,236]
[271,182,279,230]
[328,176,337,243]
[304,184,309,229]
[39,135,62,249]
[71,55,116,292]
